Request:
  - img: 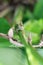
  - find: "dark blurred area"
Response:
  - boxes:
[0,0,37,22]
[0,0,37,12]
[0,0,8,11]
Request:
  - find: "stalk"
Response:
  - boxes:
[13,5,43,65]
[15,23,43,65]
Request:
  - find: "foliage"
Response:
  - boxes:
[0,0,43,65]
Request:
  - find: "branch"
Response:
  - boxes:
[0,33,24,47]
[0,33,43,48]
[33,45,43,48]
[33,41,43,48]
[0,33,8,39]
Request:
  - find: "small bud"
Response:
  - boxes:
[8,27,14,38]
[39,40,43,47]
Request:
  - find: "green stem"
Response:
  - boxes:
[13,5,43,65]
[13,5,30,65]
[18,29,43,65]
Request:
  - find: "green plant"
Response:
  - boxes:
[0,0,43,65]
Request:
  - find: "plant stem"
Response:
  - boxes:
[13,5,43,65]
[13,5,32,65]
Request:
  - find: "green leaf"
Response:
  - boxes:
[24,19,43,34]
[0,48,28,65]
[13,6,24,25]
[30,20,42,34]
[0,37,11,47]
[23,9,33,22]
[0,48,43,65]
[24,19,43,44]
[32,33,40,45]
[0,18,10,34]
[37,49,43,57]
[34,0,43,19]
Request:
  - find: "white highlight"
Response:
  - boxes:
[8,27,14,38]
[9,38,24,47]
